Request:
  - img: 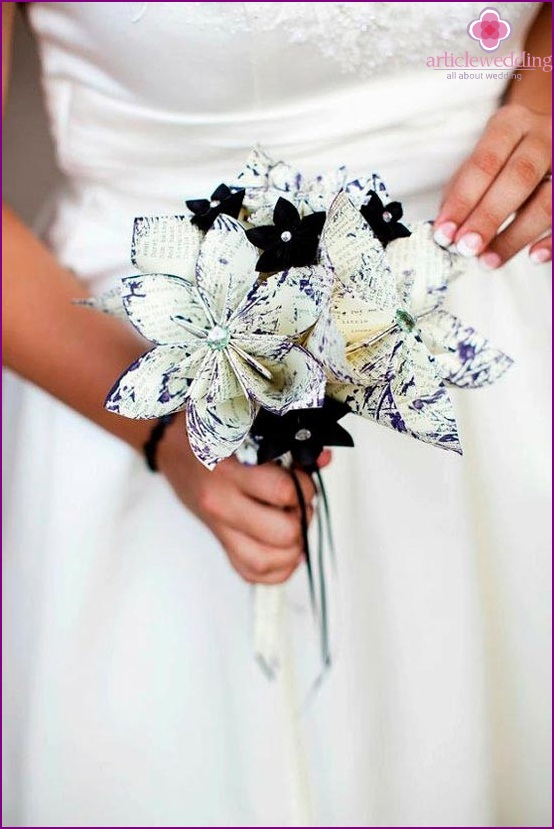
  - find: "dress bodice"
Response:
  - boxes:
[29,3,538,112]
[26,2,540,285]
[28,2,539,187]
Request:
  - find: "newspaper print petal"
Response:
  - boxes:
[131,215,202,279]
[420,308,514,388]
[329,283,395,348]
[75,286,126,318]
[105,345,206,419]
[121,273,209,346]
[261,343,326,412]
[341,330,399,385]
[324,192,397,310]
[186,391,255,469]
[345,173,390,208]
[195,215,258,325]
[329,334,461,453]
[386,223,457,312]
[227,342,325,414]
[186,350,240,405]
[236,145,274,192]
[307,301,351,380]
[231,265,330,338]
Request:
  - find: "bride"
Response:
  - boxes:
[3,3,551,826]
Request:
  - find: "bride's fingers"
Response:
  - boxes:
[237,461,316,510]
[452,136,550,257]
[434,105,526,244]
[478,180,552,268]
[529,235,552,265]
[217,526,302,584]
[316,449,333,469]
[228,493,304,549]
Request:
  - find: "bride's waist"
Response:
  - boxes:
[44,72,505,291]
[50,70,505,200]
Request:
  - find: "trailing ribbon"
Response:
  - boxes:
[252,398,354,674]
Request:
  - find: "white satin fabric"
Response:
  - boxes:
[3,3,550,826]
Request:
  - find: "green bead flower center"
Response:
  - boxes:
[395,309,417,333]
[206,325,230,351]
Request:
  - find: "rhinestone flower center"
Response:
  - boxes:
[395,309,417,333]
[294,428,312,441]
[206,324,230,350]
[382,210,393,223]
[281,230,293,242]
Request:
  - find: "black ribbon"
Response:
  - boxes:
[252,398,353,673]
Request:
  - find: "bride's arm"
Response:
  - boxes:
[2,2,321,585]
[434,2,551,267]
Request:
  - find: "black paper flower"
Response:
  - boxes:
[186,184,245,231]
[246,197,326,272]
[360,191,411,247]
[252,397,354,472]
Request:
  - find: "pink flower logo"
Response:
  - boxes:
[468,7,511,52]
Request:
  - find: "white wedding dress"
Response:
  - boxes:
[3,2,551,827]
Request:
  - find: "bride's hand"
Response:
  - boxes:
[157,417,331,585]
[433,103,552,268]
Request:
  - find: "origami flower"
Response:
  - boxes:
[360,191,411,247]
[246,197,326,272]
[310,194,512,452]
[186,183,245,231]
[252,397,353,470]
[467,7,511,52]
[236,146,388,224]
[105,214,329,468]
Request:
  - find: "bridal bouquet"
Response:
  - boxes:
[83,147,512,673]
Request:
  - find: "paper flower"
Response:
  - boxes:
[105,214,329,468]
[310,194,512,452]
[253,397,353,470]
[186,183,245,231]
[360,191,411,247]
[246,197,326,272]
[236,145,388,224]
[382,222,513,389]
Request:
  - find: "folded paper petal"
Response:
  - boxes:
[106,345,205,419]
[132,216,202,278]
[330,334,461,453]
[421,308,514,388]
[228,332,288,360]
[324,192,397,310]
[186,391,255,469]
[187,350,243,403]
[386,223,457,312]
[328,283,395,348]
[228,342,325,414]
[75,287,126,319]
[195,215,259,324]
[121,273,209,345]
[231,265,330,338]
[307,301,351,381]
[340,330,399,385]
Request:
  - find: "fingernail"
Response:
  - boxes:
[433,221,458,247]
[530,248,551,264]
[456,231,483,257]
[479,252,502,271]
